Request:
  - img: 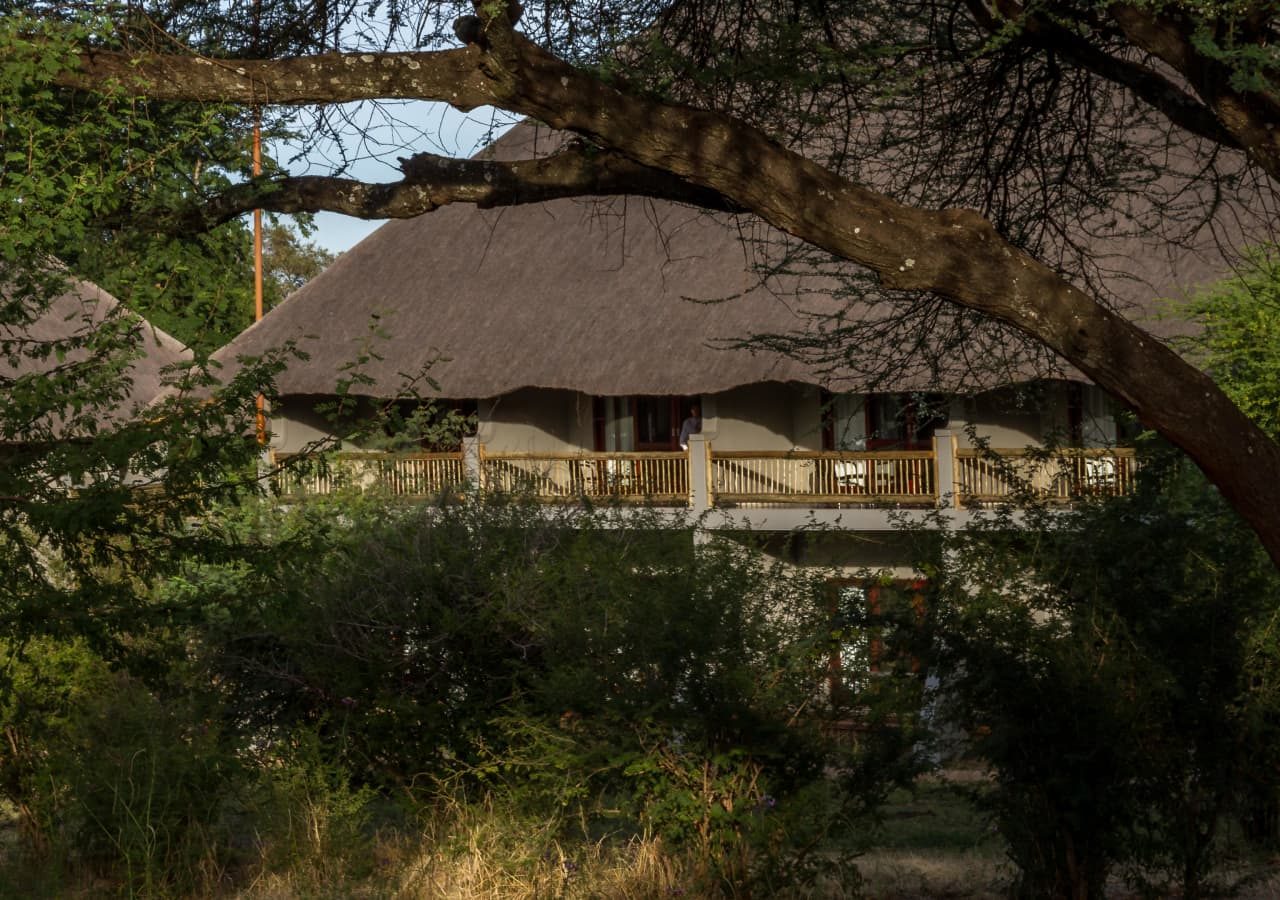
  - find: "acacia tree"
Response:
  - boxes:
[0,29,302,659]
[12,1,1280,559]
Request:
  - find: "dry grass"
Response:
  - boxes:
[240,828,720,899]
[237,796,706,900]
[235,793,870,900]
[11,773,1280,899]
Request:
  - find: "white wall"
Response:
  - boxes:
[952,384,1070,448]
[737,531,924,581]
[270,395,368,453]
[709,382,806,451]
[791,385,827,450]
[269,381,1119,456]
[477,387,578,452]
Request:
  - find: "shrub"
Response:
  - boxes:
[922,449,1280,899]
[183,493,907,893]
[0,637,242,896]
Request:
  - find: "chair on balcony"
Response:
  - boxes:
[1084,456,1118,493]
[874,459,900,494]
[834,459,867,492]
[609,458,637,492]
[827,459,870,507]
[575,457,600,497]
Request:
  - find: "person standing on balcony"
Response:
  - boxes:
[679,404,702,451]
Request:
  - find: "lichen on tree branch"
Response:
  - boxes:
[158,146,738,230]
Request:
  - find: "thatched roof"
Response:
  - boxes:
[216,123,1249,401]
[2,275,192,425]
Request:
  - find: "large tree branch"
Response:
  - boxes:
[49,13,1280,566]
[965,0,1242,149]
[59,44,489,107]
[161,147,738,230]
[1107,2,1280,180]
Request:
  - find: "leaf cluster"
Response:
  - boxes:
[921,449,1280,896]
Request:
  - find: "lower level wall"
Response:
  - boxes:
[723,529,929,582]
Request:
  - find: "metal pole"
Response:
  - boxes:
[253,111,266,445]
[252,0,267,445]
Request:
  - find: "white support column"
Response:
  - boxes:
[461,435,483,489]
[933,429,958,509]
[687,434,710,514]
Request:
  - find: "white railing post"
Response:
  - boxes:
[933,429,958,508]
[688,435,709,513]
[462,436,483,490]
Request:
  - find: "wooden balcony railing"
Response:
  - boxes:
[271,451,467,498]
[709,450,937,506]
[269,441,1137,511]
[479,451,690,504]
[953,447,1137,506]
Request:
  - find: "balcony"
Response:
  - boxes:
[710,450,937,506]
[954,447,1137,504]
[269,432,1137,529]
[480,451,689,504]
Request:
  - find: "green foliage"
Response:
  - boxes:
[0,309,294,663]
[189,498,822,776]
[0,16,309,664]
[0,638,243,897]
[0,33,315,894]
[1179,246,1280,439]
[0,12,332,354]
[921,450,1280,898]
[168,494,903,893]
[249,727,379,882]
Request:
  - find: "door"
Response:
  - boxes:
[865,393,947,451]
[593,396,698,452]
[635,396,679,451]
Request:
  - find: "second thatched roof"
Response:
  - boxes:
[2,274,192,430]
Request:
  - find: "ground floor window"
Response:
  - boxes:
[827,578,927,709]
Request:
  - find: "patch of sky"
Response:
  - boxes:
[268,100,519,254]
[242,5,522,254]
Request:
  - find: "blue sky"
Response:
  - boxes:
[272,100,518,255]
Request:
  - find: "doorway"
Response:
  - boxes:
[593,396,699,451]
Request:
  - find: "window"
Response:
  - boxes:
[865,393,948,450]
[592,396,699,451]
[822,392,948,451]
[827,579,926,708]
[820,391,867,450]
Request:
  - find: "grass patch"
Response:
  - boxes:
[854,769,1010,900]
[869,776,998,855]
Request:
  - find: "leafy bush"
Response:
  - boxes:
[921,449,1280,898]
[0,638,243,897]
[180,493,906,893]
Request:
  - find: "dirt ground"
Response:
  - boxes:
[857,769,1280,899]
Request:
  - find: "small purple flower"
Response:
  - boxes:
[340,696,357,708]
